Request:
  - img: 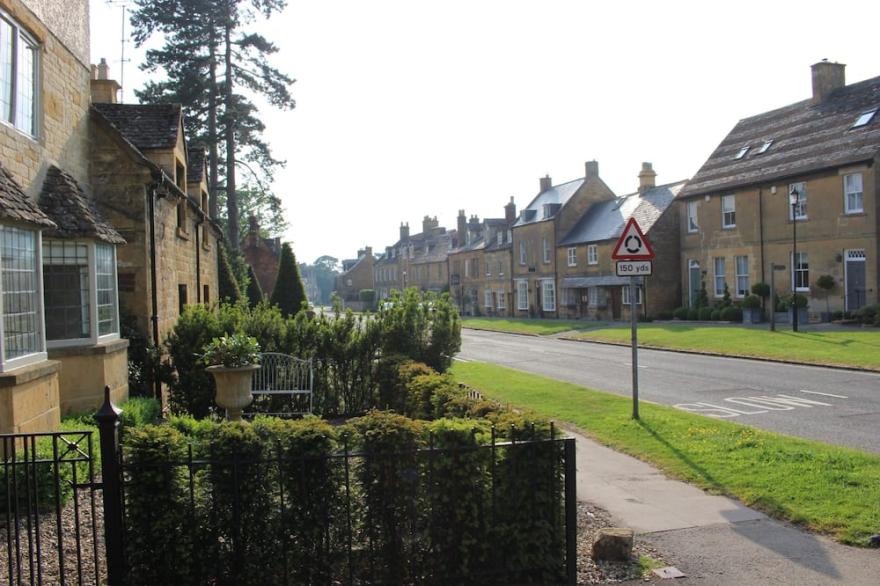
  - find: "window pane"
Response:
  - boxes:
[42,240,90,340]
[96,244,118,335]
[0,18,12,122]
[1,226,40,359]
[15,36,35,135]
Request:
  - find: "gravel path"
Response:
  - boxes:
[1,488,106,585]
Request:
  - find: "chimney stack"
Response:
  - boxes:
[90,57,120,104]
[400,222,409,241]
[504,196,517,224]
[585,160,599,179]
[811,60,846,104]
[539,175,552,192]
[638,162,656,193]
[457,210,467,245]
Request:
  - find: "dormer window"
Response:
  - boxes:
[757,140,773,154]
[734,146,750,160]
[851,108,877,129]
[497,231,503,245]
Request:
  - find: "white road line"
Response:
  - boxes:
[799,390,848,399]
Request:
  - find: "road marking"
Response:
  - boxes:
[675,392,844,419]
[453,357,471,362]
[799,390,848,399]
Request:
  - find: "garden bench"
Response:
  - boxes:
[249,352,313,416]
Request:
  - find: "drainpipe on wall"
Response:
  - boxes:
[148,183,164,404]
[195,219,203,303]
[758,187,766,286]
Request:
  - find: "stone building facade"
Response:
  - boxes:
[0,0,128,432]
[557,164,683,321]
[679,62,880,318]
[241,217,281,296]
[336,246,375,307]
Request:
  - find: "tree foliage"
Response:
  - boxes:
[270,242,307,317]
[245,264,264,306]
[217,241,243,303]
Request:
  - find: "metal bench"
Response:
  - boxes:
[249,352,313,416]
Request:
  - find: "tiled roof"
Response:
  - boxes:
[92,103,182,151]
[513,178,584,227]
[559,181,685,246]
[0,162,56,228]
[680,74,880,197]
[39,166,125,244]
[188,146,206,184]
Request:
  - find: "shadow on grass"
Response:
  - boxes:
[634,419,722,492]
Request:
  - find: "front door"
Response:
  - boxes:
[845,249,866,311]
[688,260,701,307]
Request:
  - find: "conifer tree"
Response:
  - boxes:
[246,264,264,307]
[217,242,243,302]
[270,243,307,317]
[130,0,295,248]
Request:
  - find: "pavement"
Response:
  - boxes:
[569,428,880,584]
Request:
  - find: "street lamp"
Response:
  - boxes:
[789,186,800,332]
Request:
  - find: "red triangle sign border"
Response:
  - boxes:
[611,217,656,260]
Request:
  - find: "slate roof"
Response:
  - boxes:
[513,178,584,227]
[0,162,56,228]
[38,166,125,244]
[92,103,182,151]
[680,74,880,197]
[451,218,510,254]
[559,181,685,246]
[188,146,206,184]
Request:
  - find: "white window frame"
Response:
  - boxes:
[484,289,493,309]
[734,255,749,298]
[519,241,526,265]
[588,287,599,307]
[497,289,506,310]
[0,10,40,137]
[713,257,726,298]
[789,182,808,220]
[622,285,642,305]
[721,195,736,228]
[567,247,577,267]
[541,279,556,312]
[516,279,528,310]
[542,238,550,264]
[0,226,46,371]
[687,201,699,233]
[497,231,503,245]
[792,251,809,292]
[843,173,864,214]
[587,244,598,265]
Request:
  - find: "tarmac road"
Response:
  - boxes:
[459,328,880,453]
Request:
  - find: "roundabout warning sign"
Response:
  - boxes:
[611,217,655,260]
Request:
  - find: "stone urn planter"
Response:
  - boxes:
[201,333,262,421]
[207,364,260,421]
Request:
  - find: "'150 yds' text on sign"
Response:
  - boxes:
[616,260,652,276]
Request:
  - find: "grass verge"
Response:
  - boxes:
[463,317,606,336]
[571,324,880,370]
[452,360,880,545]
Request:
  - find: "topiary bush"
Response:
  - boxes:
[672,307,688,320]
[720,306,743,322]
[687,308,699,320]
[698,307,713,320]
[710,309,721,321]
[270,242,308,318]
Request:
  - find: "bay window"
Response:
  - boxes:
[0,226,44,369]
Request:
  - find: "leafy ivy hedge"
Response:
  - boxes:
[120,367,566,585]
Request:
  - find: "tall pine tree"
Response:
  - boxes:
[130,0,295,248]
[270,243,307,317]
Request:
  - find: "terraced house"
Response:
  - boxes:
[679,61,880,315]
[0,0,127,433]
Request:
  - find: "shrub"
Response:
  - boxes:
[741,295,761,309]
[245,264,264,307]
[751,282,770,299]
[721,284,732,307]
[687,308,699,320]
[377,289,461,373]
[217,242,243,303]
[655,310,673,320]
[720,306,743,322]
[119,396,163,428]
[358,288,376,310]
[854,304,879,325]
[710,309,721,321]
[201,333,261,368]
[270,242,308,318]
[406,372,458,420]
[698,307,713,320]
[672,307,689,320]
[164,304,223,418]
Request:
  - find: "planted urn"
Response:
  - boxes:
[203,334,261,421]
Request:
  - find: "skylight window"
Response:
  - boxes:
[852,109,877,129]
[757,139,773,154]
[734,146,750,159]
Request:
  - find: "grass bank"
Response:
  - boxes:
[462,317,606,336]
[452,360,880,546]
[571,324,880,370]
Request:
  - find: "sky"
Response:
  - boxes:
[90,0,880,265]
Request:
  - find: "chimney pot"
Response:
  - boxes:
[638,162,657,193]
[504,197,517,223]
[98,58,109,80]
[539,175,553,192]
[811,60,846,104]
[585,160,599,179]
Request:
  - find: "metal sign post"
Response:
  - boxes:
[612,217,655,421]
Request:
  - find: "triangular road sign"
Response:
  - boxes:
[612,217,655,260]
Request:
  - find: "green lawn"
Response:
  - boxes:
[571,324,880,370]
[452,361,880,546]
[462,317,606,336]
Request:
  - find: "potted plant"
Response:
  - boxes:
[741,294,762,324]
[203,334,261,421]
[786,293,809,326]
[815,275,835,322]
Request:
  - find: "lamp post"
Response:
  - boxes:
[789,186,800,332]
